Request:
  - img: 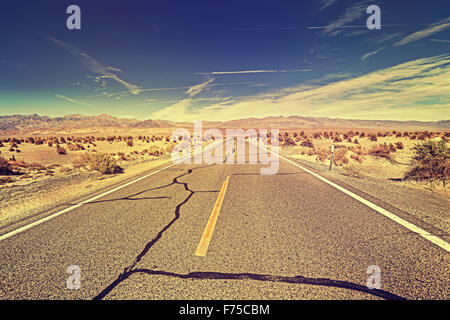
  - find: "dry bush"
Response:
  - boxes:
[126,138,134,147]
[300,139,314,148]
[351,154,363,163]
[148,146,165,156]
[314,148,330,162]
[59,166,72,174]
[343,164,364,178]
[367,143,392,160]
[0,176,14,184]
[72,153,90,168]
[282,137,296,146]
[56,145,67,155]
[73,153,119,174]
[67,143,85,151]
[369,134,378,142]
[0,156,13,175]
[404,140,449,186]
[88,153,119,174]
[388,143,397,153]
[165,144,174,154]
[333,147,348,166]
[117,152,128,161]
[395,142,404,150]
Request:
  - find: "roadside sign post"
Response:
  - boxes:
[329,144,335,171]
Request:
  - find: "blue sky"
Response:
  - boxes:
[0,0,449,121]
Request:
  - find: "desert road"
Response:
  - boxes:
[0,142,448,300]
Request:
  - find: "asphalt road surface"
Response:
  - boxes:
[0,142,448,300]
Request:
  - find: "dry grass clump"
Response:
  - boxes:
[404,140,449,186]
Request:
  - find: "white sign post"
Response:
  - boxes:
[329,144,335,171]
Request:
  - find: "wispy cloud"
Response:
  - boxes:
[55,94,92,106]
[320,0,372,36]
[395,17,450,46]
[150,54,450,122]
[46,36,140,94]
[106,66,123,73]
[429,38,450,43]
[372,33,404,44]
[317,0,338,12]
[196,69,311,75]
[186,78,215,97]
[361,46,386,61]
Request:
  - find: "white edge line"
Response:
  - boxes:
[257,142,450,253]
[0,140,223,242]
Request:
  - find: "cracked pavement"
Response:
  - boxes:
[0,144,448,300]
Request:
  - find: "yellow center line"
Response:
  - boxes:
[195,176,230,257]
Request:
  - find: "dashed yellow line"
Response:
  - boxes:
[195,176,230,256]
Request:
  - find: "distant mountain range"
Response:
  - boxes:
[0,114,448,133]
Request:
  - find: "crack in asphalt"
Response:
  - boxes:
[131,269,406,300]
[93,162,406,301]
[93,164,218,300]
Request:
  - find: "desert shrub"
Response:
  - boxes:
[388,143,397,153]
[411,139,448,160]
[126,138,134,147]
[165,144,174,154]
[56,145,66,155]
[315,148,330,162]
[87,153,119,174]
[404,140,449,186]
[333,136,343,143]
[0,176,14,184]
[0,156,13,175]
[300,139,314,148]
[282,137,296,146]
[343,163,364,178]
[367,143,392,160]
[351,154,363,163]
[67,143,85,151]
[369,134,378,142]
[48,141,53,147]
[333,147,348,166]
[148,146,164,156]
[395,142,404,150]
[417,134,427,141]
